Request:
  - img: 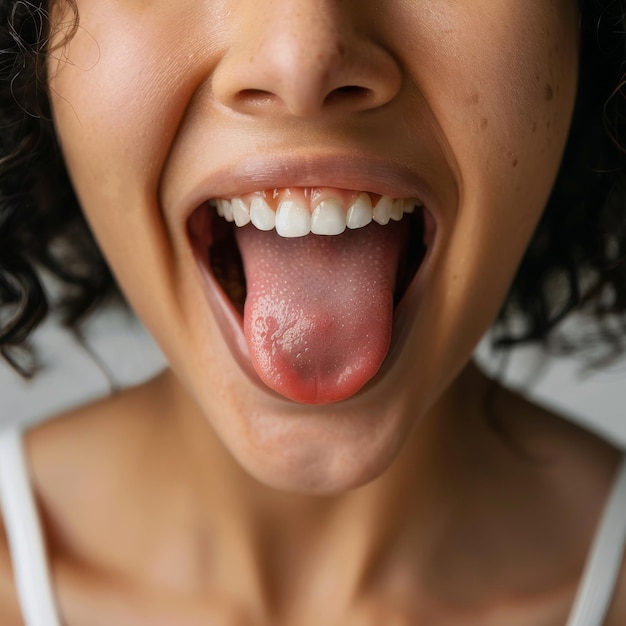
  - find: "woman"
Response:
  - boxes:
[0,0,625,623]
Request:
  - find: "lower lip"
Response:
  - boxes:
[187,206,436,404]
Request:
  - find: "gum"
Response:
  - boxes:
[234,187,382,211]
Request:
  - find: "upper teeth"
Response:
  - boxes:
[209,191,421,238]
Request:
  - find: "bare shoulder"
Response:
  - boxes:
[0,393,121,626]
[489,376,622,476]
[493,382,626,622]
[0,373,172,626]
[26,370,173,483]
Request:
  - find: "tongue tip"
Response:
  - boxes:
[244,309,392,405]
[264,378,366,406]
[253,355,386,405]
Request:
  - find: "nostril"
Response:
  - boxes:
[231,85,375,116]
[333,85,369,96]
[235,89,280,109]
[323,85,374,107]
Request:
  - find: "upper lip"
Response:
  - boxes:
[177,151,442,224]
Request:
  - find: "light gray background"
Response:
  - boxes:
[1,304,624,446]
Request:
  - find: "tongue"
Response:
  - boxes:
[234,222,408,404]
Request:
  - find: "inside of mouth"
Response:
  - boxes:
[209,216,248,314]
[188,196,429,404]
[201,207,426,316]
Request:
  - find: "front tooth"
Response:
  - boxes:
[232,198,251,226]
[250,196,275,231]
[217,199,234,222]
[346,193,373,229]
[311,199,346,235]
[373,196,392,225]
[276,199,311,237]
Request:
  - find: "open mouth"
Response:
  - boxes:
[188,187,430,404]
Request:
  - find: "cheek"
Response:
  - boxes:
[49,5,200,197]
[47,15,171,344]
[449,6,579,284]
[435,5,576,238]
[395,2,579,178]
[390,3,579,385]
[47,2,224,321]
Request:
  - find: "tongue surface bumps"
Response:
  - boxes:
[235,222,408,404]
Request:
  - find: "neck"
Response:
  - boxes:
[143,364,497,604]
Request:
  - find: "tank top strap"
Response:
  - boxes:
[566,453,626,626]
[0,427,62,626]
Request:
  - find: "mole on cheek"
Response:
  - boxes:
[544,84,554,101]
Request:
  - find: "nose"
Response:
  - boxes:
[211,0,402,118]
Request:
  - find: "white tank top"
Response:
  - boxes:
[0,427,625,626]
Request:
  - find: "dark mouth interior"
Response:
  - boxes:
[394,211,427,305]
[209,217,247,314]
[195,207,427,316]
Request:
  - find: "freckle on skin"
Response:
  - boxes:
[512,159,518,168]
[480,117,488,129]
[545,84,554,101]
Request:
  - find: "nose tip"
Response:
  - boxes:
[211,3,402,118]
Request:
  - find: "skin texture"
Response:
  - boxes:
[0,0,620,624]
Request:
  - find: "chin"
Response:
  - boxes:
[235,435,402,495]
[201,376,421,495]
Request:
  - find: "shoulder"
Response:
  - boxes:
[23,367,172,476]
[488,376,622,478]
[533,404,626,626]
[0,374,169,626]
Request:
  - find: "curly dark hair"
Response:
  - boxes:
[0,0,625,375]
[0,0,113,374]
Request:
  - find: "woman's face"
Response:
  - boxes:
[48,0,579,492]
